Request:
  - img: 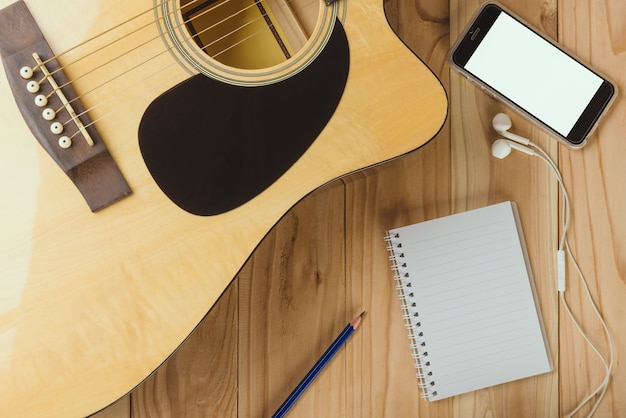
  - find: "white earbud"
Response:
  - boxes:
[490,114,563,290]
[492,113,531,145]
[491,138,536,159]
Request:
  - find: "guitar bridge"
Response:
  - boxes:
[0,1,131,212]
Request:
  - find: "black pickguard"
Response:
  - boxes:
[138,20,349,216]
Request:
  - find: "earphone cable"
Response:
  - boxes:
[522,141,613,418]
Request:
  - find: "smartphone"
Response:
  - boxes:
[450,3,616,148]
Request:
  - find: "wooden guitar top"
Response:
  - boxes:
[0,0,447,416]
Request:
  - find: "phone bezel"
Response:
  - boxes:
[450,3,616,148]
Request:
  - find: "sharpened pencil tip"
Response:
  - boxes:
[351,311,366,329]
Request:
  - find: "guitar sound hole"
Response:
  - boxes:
[180,0,319,70]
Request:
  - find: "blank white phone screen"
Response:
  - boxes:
[465,12,603,136]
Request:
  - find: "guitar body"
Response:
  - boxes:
[0,0,446,416]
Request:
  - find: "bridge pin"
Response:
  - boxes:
[50,122,64,135]
[42,108,56,121]
[58,136,72,149]
[27,80,40,93]
[20,66,34,79]
[35,94,48,107]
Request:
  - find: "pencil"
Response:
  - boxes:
[272,312,366,418]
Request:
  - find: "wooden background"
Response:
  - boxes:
[95,0,624,416]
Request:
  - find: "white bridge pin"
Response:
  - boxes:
[42,108,56,121]
[35,94,48,107]
[27,80,40,93]
[50,121,64,135]
[20,66,34,79]
[58,136,72,149]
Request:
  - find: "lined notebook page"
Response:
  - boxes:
[386,201,552,401]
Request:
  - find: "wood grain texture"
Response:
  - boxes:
[448,0,560,414]
[344,0,452,415]
[131,283,238,418]
[238,182,347,417]
[98,0,625,416]
[92,396,130,418]
[0,0,446,416]
[558,0,626,416]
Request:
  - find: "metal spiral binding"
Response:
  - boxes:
[385,231,438,399]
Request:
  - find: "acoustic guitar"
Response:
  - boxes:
[0,0,446,415]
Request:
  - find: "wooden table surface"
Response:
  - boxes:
[96,0,624,416]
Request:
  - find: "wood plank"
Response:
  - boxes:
[130,284,238,417]
[345,155,451,417]
[448,1,559,415]
[344,0,556,415]
[238,181,347,417]
[558,0,626,415]
[343,0,451,415]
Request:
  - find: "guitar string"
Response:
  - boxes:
[65,8,305,138]
[63,31,259,141]
[62,26,263,136]
[37,0,316,97]
[47,0,318,116]
[40,0,243,86]
[59,0,320,138]
[65,58,184,142]
[50,0,307,105]
[57,0,317,121]
[34,0,206,70]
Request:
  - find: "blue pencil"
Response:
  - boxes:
[272,312,366,418]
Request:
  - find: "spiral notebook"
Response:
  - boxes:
[385,201,552,401]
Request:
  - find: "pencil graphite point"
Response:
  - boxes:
[351,311,366,329]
